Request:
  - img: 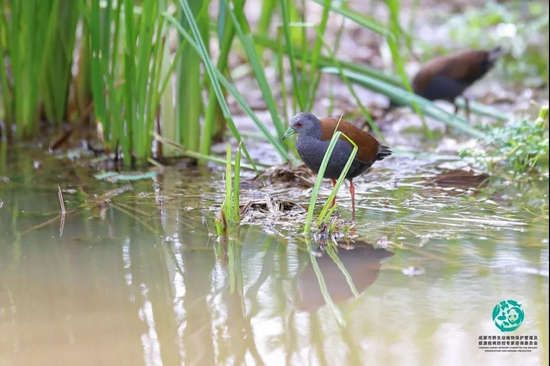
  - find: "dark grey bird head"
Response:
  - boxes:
[281,112,321,140]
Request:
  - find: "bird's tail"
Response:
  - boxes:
[376,145,392,161]
[488,46,503,63]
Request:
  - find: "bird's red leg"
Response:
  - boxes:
[349,179,356,221]
[330,178,337,208]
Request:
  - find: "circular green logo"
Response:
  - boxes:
[492,300,525,332]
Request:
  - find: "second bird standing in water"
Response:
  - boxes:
[412,46,503,114]
[282,112,391,220]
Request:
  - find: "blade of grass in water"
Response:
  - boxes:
[303,131,343,232]
[233,142,242,222]
[316,132,358,225]
[304,129,357,232]
[222,144,233,224]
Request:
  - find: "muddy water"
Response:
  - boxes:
[0,146,548,366]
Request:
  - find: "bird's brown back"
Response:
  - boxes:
[319,118,381,164]
[412,50,490,93]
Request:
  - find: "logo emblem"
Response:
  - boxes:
[492,300,525,332]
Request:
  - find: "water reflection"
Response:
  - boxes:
[0,149,547,366]
[297,239,394,312]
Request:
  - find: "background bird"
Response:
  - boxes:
[388,46,503,117]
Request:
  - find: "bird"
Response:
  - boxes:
[388,46,503,116]
[413,46,503,114]
[281,112,391,220]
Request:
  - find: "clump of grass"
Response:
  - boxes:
[0,0,79,139]
[461,105,549,178]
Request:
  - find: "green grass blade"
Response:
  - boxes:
[233,142,242,222]
[176,0,208,153]
[310,0,390,36]
[316,136,357,225]
[222,143,233,223]
[252,34,401,86]
[305,0,331,112]
[219,0,285,138]
[200,0,236,156]
[385,0,431,138]
[279,0,304,110]
[303,130,357,232]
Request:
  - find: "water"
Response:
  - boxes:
[0,147,548,366]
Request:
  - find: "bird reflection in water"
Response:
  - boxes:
[297,239,394,312]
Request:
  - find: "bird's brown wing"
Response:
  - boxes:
[319,118,381,164]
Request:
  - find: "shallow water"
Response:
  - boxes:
[0,146,548,366]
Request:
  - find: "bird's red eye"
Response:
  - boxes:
[296,122,303,127]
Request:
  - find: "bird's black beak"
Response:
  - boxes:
[281,127,295,141]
